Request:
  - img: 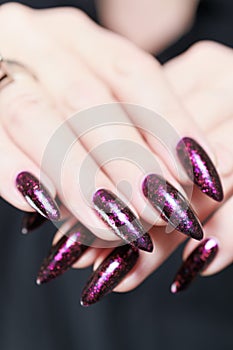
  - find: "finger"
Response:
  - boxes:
[8,22,198,235]
[0,74,154,250]
[0,1,222,203]
[164,41,233,131]
[56,17,223,202]
[112,116,233,291]
[36,219,103,284]
[183,195,233,277]
[0,125,57,215]
[43,56,204,240]
[164,42,233,180]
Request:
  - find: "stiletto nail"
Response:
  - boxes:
[16,172,60,221]
[21,212,47,234]
[93,189,153,253]
[37,222,95,284]
[176,137,223,202]
[171,238,218,294]
[142,174,203,240]
[81,244,139,307]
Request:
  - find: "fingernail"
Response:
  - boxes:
[93,189,153,253]
[171,238,218,294]
[142,174,203,240]
[16,172,60,221]
[81,244,139,307]
[176,137,224,202]
[36,222,95,284]
[21,212,47,234]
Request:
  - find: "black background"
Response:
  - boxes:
[0,1,232,349]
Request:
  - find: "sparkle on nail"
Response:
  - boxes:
[81,245,139,306]
[37,222,95,284]
[205,238,218,250]
[171,238,219,293]
[176,137,223,202]
[92,189,153,252]
[16,172,60,221]
[142,174,203,240]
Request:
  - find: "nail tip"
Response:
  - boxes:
[80,298,91,307]
[212,191,224,202]
[36,272,49,285]
[191,230,203,241]
[170,282,178,294]
[36,278,42,286]
[138,242,153,253]
[21,227,28,235]
[135,234,153,252]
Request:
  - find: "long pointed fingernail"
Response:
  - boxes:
[16,172,60,221]
[36,222,95,284]
[81,244,139,307]
[171,238,218,294]
[93,189,153,253]
[142,174,203,240]
[21,212,47,234]
[176,137,223,202]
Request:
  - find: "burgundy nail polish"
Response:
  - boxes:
[37,222,95,284]
[93,189,153,253]
[21,212,47,234]
[142,174,203,240]
[177,137,223,202]
[16,172,60,221]
[81,244,139,307]
[171,238,218,294]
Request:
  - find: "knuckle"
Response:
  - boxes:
[113,39,160,78]
[4,92,44,127]
[0,2,31,19]
[52,6,91,26]
[187,40,224,58]
[0,2,32,33]
[61,79,110,111]
[63,7,89,21]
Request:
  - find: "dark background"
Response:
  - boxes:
[0,1,232,349]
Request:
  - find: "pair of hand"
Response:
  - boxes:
[0,3,232,297]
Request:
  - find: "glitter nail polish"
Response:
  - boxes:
[171,238,218,294]
[21,212,47,234]
[142,174,203,240]
[81,244,139,307]
[93,189,153,253]
[176,137,223,202]
[16,172,60,221]
[37,222,95,284]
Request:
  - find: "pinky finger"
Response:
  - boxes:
[171,196,233,293]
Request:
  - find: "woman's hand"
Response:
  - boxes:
[0,4,228,303]
[0,4,217,237]
[112,41,233,294]
[164,41,233,291]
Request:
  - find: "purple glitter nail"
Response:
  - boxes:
[142,174,203,240]
[37,222,95,284]
[171,238,218,294]
[21,212,47,234]
[81,244,139,306]
[16,172,60,221]
[177,137,223,202]
[93,189,153,253]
